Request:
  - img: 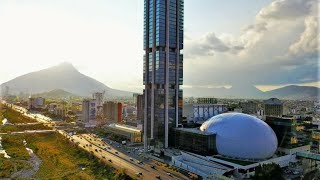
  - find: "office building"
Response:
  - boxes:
[192,104,228,123]
[172,128,216,156]
[265,116,298,149]
[82,99,97,124]
[263,98,283,117]
[136,94,144,121]
[103,101,122,123]
[93,92,104,118]
[240,100,258,114]
[143,0,184,150]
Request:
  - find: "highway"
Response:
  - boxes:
[2,102,189,179]
[69,133,188,179]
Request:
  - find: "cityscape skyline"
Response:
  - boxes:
[0,1,319,179]
[0,0,318,93]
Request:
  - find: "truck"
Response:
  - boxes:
[121,141,126,145]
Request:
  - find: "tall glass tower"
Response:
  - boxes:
[143,0,184,150]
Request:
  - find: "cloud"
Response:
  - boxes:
[185,32,230,58]
[184,0,319,87]
[258,0,316,20]
[288,16,318,56]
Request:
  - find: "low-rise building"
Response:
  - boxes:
[171,128,216,156]
[105,123,142,143]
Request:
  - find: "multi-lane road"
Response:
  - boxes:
[3,102,189,179]
[67,133,188,179]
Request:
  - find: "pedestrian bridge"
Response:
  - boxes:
[296,152,320,161]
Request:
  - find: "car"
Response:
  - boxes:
[156,175,161,179]
[130,158,134,161]
[151,165,155,169]
[138,161,143,165]
[99,149,102,152]
[115,151,118,154]
[293,171,299,175]
[167,173,171,177]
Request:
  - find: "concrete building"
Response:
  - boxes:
[105,123,142,143]
[103,101,122,123]
[93,92,104,118]
[82,99,97,124]
[54,107,65,117]
[143,0,184,150]
[193,104,228,124]
[48,103,65,117]
[263,98,283,117]
[28,97,45,109]
[240,101,258,114]
[197,98,217,104]
[183,103,228,124]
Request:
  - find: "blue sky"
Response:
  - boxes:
[0,0,318,93]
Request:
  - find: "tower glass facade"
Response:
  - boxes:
[143,0,184,150]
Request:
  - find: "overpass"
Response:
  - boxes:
[296,152,320,161]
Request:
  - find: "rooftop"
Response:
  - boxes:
[108,123,141,133]
[174,127,215,135]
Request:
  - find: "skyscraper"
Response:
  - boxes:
[143,0,184,150]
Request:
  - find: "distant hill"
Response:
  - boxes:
[183,85,319,100]
[183,84,264,99]
[0,62,133,97]
[33,89,79,99]
[264,85,319,100]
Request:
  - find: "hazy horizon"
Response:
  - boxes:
[0,0,318,93]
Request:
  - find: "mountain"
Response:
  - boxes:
[33,89,79,99]
[183,85,319,100]
[264,85,319,100]
[183,85,264,99]
[0,62,132,97]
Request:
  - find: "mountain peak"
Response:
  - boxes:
[44,62,78,74]
[55,62,77,70]
[1,62,133,97]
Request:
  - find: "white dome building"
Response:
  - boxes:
[200,113,278,160]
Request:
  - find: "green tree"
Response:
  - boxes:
[252,163,284,180]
